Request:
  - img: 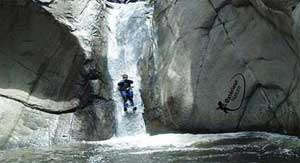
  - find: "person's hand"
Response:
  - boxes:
[128,86,134,89]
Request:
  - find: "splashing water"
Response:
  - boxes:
[1,2,300,163]
[2,132,300,163]
[106,1,153,137]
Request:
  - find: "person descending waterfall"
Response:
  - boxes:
[118,74,137,112]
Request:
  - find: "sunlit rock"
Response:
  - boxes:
[0,0,114,149]
[141,0,300,135]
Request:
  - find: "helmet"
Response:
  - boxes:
[122,74,128,79]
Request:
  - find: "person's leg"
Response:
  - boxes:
[127,90,137,111]
[129,98,134,106]
[120,91,128,111]
[127,89,134,106]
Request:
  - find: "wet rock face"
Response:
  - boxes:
[142,0,300,135]
[0,0,114,149]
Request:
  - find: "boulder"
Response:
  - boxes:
[0,0,114,149]
[141,0,300,135]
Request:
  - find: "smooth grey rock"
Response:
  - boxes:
[293,2,300,45]
[0,0,114,149]
[141,0,300,135]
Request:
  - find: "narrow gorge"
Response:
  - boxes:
[1,0,300,162]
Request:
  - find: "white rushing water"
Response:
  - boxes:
[1,2,300,163]
[106,1,153,137]
[102,3,300,160]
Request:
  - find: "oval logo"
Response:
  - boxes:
[217,73,246,113]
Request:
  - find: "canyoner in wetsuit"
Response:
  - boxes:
[118,74,136,112]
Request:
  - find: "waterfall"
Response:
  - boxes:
[106,1,153,137]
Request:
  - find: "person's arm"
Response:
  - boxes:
[128,80,134,89]
[118,81,123,90]
[118,82,121,86]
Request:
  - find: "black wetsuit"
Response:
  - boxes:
[118,79,133,91]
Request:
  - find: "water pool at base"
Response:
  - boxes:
[1,132,300,163]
